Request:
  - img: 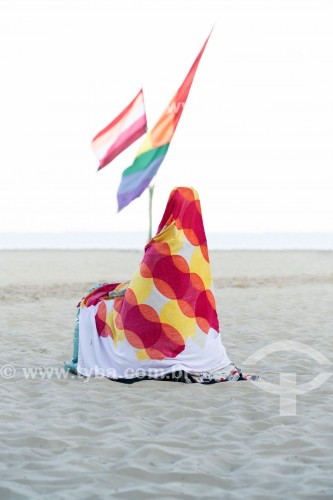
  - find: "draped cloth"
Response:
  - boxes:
[76,187,241,382]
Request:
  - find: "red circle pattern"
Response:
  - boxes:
[95,188,219,359]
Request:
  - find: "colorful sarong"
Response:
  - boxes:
[67,187,255,383]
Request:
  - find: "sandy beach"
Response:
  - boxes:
[1,249,333,499]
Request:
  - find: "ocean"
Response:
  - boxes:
[1,232,333,250]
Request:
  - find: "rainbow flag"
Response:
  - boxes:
[92,89,147,171]
[117,33,212,211]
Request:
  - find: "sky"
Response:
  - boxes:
[1,0,333,235]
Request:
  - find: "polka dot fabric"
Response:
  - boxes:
[78,187,231,379]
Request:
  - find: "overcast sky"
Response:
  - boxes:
[1,0,332,235]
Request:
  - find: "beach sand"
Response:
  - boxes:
[1,250,332,499]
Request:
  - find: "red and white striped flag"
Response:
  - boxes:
[92,89,147,171]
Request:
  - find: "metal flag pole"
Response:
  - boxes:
[148,184,155,242]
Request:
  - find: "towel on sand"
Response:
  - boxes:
[66,187,257,383]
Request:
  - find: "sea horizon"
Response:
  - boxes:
[1,232,333,250]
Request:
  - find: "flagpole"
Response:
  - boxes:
[148,184,154,242]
